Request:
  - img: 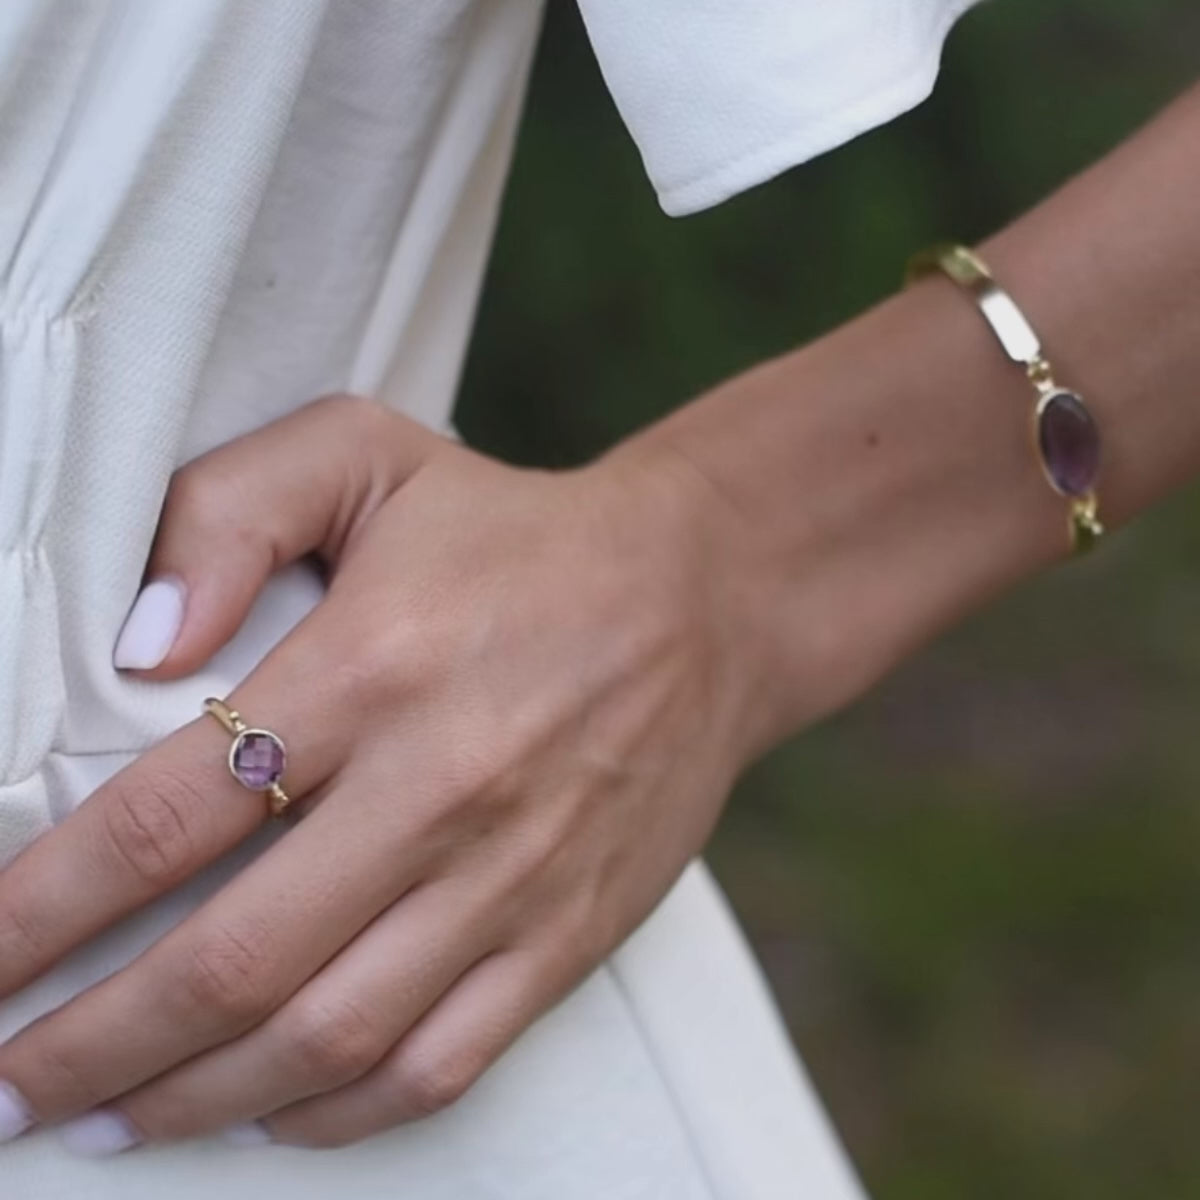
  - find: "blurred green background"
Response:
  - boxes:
[457,4,1200,1197]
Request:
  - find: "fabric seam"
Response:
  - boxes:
[603,958,722,1200]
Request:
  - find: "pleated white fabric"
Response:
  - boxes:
[0,1,977,1194]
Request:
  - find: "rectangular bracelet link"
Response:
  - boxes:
[904,242,1104,555]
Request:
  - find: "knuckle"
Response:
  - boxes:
[312,391,383,428]
[312,394,412,480]
[100,774,199,889]
[120,1093,187,1141]
[439,723,525,807]
[29,1039,107,1111]
[331,616,442,714]
[336,634,403,706]
[177,925,277,1026]
[164,461,267,561]
[392,1044,477,1119]
[576,908,620,967]
[543,882,615,972]
[287,997,386,1085]
[426,745,499,821]
[510,811,569,885]
[164,458,224,522]
[0,901,49,979]
[310,393,400,466]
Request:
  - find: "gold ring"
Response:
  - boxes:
[203,697,292,817]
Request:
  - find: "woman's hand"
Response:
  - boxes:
[0,395,772,1151]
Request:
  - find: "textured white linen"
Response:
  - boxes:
[0,0,978,1194]
[579,0,983,215]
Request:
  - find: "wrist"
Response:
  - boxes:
[617,277,1070,756]
[591,434,780,772]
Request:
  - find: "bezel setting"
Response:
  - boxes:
[228,727,287,792]
[1033,387,1101,499]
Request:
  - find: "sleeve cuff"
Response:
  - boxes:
[578,0,983,217]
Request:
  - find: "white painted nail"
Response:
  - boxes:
[0,1081,34,1142]
[113,576,186,670]
[221,1120,272,1147]
[58,1109,142,1157]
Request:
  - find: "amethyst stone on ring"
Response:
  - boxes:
[1036,390,1101,497]
[230,730,286,791]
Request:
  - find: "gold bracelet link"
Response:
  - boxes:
[906,243,1104,555]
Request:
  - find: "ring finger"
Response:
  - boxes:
[0,608,344,1000]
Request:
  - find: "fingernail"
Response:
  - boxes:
[221,1120,272,1147]
[0,1081,34,1142]
[113,576,186,670]
[58,1108,142,1157]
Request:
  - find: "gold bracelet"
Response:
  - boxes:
[905,243,1103,554]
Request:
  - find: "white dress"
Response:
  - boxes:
[0,2,979,1196]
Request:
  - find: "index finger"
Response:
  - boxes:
[0,645,337,998]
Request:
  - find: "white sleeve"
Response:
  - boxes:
[576,0,985,216]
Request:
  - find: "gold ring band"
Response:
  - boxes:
[204,696,292,817]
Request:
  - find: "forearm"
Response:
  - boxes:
[614,80,1200,755]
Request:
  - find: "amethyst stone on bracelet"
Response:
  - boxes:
[905,244,1105,554]
[230,730,286,791]
[1035,389,1101,497]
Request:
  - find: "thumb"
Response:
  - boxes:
[113,394,442,679]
